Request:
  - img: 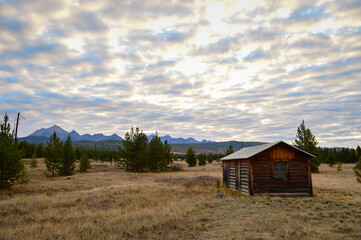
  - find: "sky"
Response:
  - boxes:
[0,0,360,148]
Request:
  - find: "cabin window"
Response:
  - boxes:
[273,162,287,179]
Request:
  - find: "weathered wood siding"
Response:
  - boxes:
[228,160,236,190]
[236,160,248,194]
[251,143,312,196]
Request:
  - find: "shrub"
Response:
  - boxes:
[337,161,342,171]
[30,152,37,168]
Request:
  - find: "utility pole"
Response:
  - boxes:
[14,112,22,144]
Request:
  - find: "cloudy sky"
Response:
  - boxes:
[1,0,360,147]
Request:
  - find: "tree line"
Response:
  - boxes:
[184,144,234,167]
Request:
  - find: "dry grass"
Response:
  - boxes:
[1,160,360,240]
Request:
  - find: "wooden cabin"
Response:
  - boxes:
[221,141,314,196]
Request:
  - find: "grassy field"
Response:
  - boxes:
[1,160,360,240]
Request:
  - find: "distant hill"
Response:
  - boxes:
[27,125,123,142]
[169,141,266,154]
[18,136,49,144]
[148,134,213,144]
[74,141,265,153]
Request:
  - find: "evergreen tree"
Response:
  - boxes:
[293,120,320,173]
[198,153,206,166]
[0,114,24,189]
[353,156,361,183]
[148,137,173,172]
[207,153,213,163]
[225,145,234,156]
[148,132,164,171]
[30,152,37,168]
[162,140,173,170]
[120,127,148,172]
[44,132,63,177]
[17,162,29,184]
[186,147,197,167]
[79,150,91,172]
[59,135,76,176]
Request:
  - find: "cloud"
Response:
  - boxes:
[0,0,360,147]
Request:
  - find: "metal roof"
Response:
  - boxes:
[220,141,315,160]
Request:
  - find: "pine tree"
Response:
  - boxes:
[79,150,91,172]
[148,132,164,171]
[198,153,206,166]
[186,147,197,167]
[0,114,24,188]
[207,153,213,163]
[225,145,234,156]
[44,132,63,177]
[162,140,173,170]
[293,120,320,173]
[353,156,361,183]
[59,135,76,176]
[120,127,148,172]
[30,152,37,168]
[17,162,29,184]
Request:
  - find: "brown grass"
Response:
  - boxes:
[1,160,360,240]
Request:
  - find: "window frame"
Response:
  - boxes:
[272,160,289,180]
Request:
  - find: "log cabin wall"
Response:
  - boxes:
[228,160,236,190]
[251,143,312,196]
[239,160,249,195]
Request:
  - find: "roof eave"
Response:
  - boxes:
[220,157,248,161]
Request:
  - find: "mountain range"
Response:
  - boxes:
[26,125,214,144]
[148,134,213,144]
[28,125,123,142]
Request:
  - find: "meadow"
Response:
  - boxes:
[0,160,360,240]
